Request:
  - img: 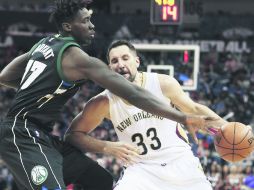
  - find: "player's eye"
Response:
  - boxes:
[123,55,129,60]
[83,18,90,23]
[110,59,118,64]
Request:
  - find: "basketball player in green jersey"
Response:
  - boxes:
[0,1,219,190]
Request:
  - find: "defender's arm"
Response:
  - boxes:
[61,47,191,125]
[65,93,110,153]
[0,52,30,89]
[65,93,140,163]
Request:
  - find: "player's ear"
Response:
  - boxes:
[136,56,140,68]
[62,22,72,32]
[108,63,113,70]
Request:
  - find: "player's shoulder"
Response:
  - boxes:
[83,91,109,117]
[156,73,181,96]
[96,90,109,99]
[89,90,109,105]
[62,46,90,69]
[157,73,175,85]
[64,45,86,57]
[143,72,174,87]
[87,91,109,116]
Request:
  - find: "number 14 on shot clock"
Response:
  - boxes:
[151,0,183,25]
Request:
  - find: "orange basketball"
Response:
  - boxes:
[214,122,254,162]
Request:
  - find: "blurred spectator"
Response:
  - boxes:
[224,54,243,73]
[224,165,244,190]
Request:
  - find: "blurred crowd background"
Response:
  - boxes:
[0,0,254,189]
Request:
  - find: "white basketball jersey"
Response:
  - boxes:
[105,72,192,164]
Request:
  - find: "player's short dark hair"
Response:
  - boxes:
[107,40,137,62]
[49,0,92,31]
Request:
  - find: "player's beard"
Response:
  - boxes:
[128,72,136,82]
[119,70,135,82]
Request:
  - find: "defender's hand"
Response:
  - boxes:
[185,115,224,143]
[103,142,141,165]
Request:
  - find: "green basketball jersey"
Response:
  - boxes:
[7,34,85,131]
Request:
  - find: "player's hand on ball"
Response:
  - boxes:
[205,118,228,135]
[103,141,141,165]
[185,115,226,143]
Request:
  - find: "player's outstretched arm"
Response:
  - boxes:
[158,74,227,133]
[61,47,191,125]
[65,93,140,164]
[0,52,30,89]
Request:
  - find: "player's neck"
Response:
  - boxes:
[121,72,146,105]
[133,72,145,87]
[59,32,71,37]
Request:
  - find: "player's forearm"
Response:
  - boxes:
[0,79,20,89]
[126,86,187,124]
[0,67,22,89]
[0,53,29,89]
[194,104,227,124]
[64,131,109,154]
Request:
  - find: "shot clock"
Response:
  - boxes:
[151,0,183,25]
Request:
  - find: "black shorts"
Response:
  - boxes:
[0,118,112,190]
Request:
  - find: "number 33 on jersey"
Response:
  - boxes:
[104,73,191,164]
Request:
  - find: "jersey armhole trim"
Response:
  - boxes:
[104,91,112,121]
[155,73,165,96]
[55,34,75,41]
[56,42,80,84]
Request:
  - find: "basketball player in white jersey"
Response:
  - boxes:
[65,40,226,190]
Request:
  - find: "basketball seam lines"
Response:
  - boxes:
[220,153,245,158]
[220,128,232,145]
[220,123,250,145]
[236,130,251,145]
[233,123,236,162]
[214,144,252,150]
